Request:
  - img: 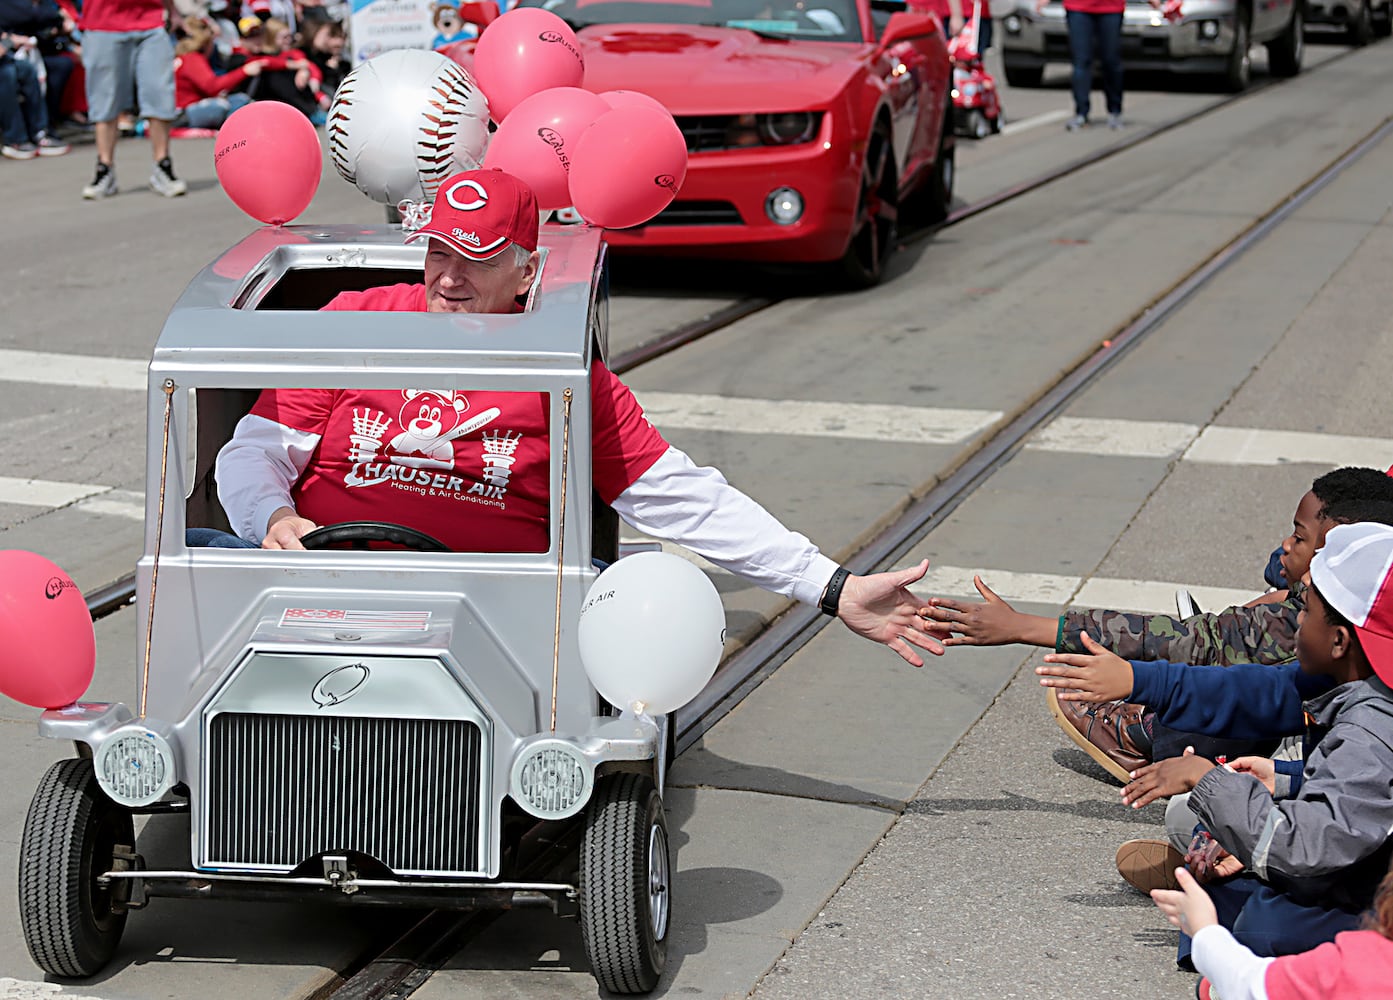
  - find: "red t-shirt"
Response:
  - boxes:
[247,283,669,552]
[1062,0,1125,14]
[80,0,165,33]
[1265,930,1393,1000]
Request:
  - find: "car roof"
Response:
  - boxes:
[152,223,607,392]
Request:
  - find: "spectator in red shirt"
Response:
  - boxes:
[173,16,262,127]
[1061,0,1124,130]
[242,14,321,119]
[79,0,188,197]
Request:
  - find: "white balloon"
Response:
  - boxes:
[326,49,491,207]
[578,552,726,716]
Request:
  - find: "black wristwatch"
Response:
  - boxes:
[820,566,850,617]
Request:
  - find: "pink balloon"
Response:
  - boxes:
[570,106,688,229]
[598,89,669,116]
[483,86,610,210]
[473,8,585,121]
[214,102,322,225]
[0,551,95,709]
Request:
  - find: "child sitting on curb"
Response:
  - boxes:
[1152,860,1393,999]
[1040,521,1393,963]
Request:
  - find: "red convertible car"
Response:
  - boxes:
[446,0,955,286]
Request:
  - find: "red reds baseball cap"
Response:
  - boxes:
[405,169,539,262]
[1310,521,1393,684]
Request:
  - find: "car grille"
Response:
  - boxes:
[205,713,484,875]
[645,200,743,226]
[675,115,739,152]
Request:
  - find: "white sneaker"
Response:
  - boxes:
[1107,113,1125,130]
[1065,114,1088,131]
[82,162,117,199]
[149,157,187,198]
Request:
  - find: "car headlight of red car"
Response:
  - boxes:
[681,112,824,151]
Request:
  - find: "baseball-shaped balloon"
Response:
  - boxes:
[327,49,491,206]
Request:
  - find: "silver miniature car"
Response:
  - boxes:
[998,0,1303,92]
[18,223,674,994]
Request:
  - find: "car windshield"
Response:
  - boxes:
[516,0,863,42]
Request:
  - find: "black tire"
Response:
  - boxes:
[1003,61,1044,87]
[1266,2,1304,76]
[1221,13,1252,91]
[1346,0,1373,43]
[19,759,134,978]
[968,108,992,140]
[836,121,898,288]
[1373,4,1391,36]
[580,773,669,995]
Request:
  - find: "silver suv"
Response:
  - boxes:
[999,0,1304,92]
[1304,0,1391,42]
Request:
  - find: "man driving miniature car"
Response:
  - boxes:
[206,167,945,666]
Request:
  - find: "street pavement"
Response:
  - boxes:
[0,35,1390,1000]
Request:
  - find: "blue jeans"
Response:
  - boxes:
[1177,874,1363,968]
[186,527,258,548]
[0,55,49,146]
[1065,9,1123,118]
[180,92,251,129]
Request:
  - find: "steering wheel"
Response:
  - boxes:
[299,521,450,552]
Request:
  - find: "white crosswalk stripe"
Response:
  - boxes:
[631,539,1260,614]
[0,349,145,391]
[0,476,110,508]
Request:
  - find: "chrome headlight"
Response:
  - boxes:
[96,725,177,807]
[510,739,593,820]
[765,187,804,225]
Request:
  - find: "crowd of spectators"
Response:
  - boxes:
[1,0,349,181]
[924,465,1393,997]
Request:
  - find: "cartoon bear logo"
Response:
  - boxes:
[388,389,468,470]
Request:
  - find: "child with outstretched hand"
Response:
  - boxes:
[1152,862,1393,999]
[1042,521,1393,962]
[920,468,1393,668]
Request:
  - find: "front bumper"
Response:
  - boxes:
[1001,2,1238,71]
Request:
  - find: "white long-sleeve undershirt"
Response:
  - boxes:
[1192,925,1274,1000]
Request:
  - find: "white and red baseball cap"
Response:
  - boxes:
[405,168,539,262]
[1310,521,1393,684]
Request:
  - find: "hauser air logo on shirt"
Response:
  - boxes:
[343,389,521,505]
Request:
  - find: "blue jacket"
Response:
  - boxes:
[1130,658,1332,740]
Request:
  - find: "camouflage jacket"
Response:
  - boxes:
[1055,581,1304,666]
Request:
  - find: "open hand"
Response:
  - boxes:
[1035,632,1134,702]
[1121,747,1215,809]
[919,575,1051,647]
[1150,866,1218,937]
[838,559,947,668]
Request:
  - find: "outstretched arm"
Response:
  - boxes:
[919,575,1058,648]
[612,449,944,665]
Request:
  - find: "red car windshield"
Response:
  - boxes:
[515,0,863,42]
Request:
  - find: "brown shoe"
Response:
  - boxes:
[1116,839,1184,893]
[1046,688,1150,783]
